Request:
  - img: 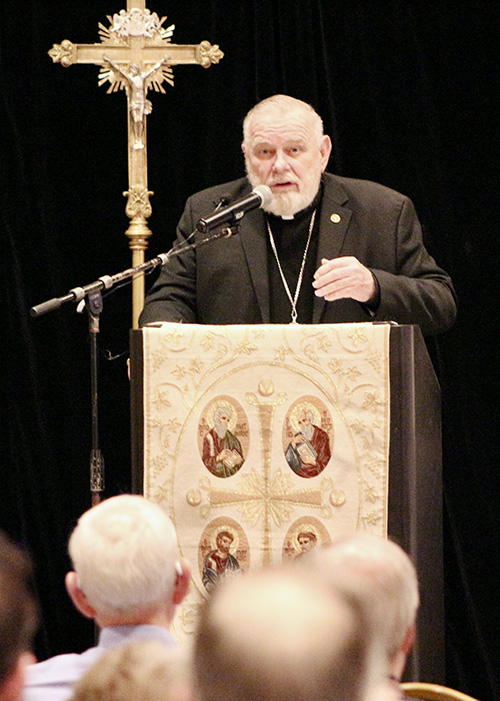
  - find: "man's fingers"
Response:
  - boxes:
[312,257,375,302]
[313,257,349,280]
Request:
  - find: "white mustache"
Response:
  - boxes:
[268,179,299,186]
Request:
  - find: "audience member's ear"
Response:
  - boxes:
[0,651,36,701]
[65,571,97,619]
[401,623,416,656]
[173,558,191,605]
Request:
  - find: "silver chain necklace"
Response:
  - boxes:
[266,208,317,324]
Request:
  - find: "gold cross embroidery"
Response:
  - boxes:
[188,381,342,567]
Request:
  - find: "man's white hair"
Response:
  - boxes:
[242,94,324,148]
[214,406,232,422]
[68,495,180,614]
[305,534,419,664]
[299,407,315,423]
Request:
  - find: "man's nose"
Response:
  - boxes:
[272,149,290,172]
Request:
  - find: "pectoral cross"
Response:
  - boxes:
[49,2,223,327]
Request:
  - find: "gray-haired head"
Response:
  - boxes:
[68,495,181,616]
[302,534,419,671]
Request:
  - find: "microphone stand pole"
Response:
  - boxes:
[29,224,238,506]
[87,288,104,505]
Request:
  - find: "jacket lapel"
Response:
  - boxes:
[313,175,353,323]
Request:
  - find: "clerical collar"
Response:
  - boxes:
[272,184,323,221]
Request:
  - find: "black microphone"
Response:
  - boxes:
[196,185,272,233]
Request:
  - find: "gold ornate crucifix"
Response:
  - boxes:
[48,2,223,327]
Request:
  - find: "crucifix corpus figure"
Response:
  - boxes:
[103,55,168,149]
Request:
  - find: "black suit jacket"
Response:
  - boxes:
[140,174,457,336]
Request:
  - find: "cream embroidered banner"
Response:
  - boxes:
[142,322,391,646]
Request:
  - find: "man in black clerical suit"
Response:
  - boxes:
[140,94,456,336]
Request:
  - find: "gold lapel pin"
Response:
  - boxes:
[330,213,341,223]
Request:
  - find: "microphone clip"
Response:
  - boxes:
[219,224,239,238]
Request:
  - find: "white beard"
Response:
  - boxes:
[245,160,323,218]
[301,423,314,441]
[214,422,228,439]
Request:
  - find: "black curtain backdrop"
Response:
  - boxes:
[2,2,499,698]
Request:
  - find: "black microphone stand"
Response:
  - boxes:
[29,223,239,506]
[87,287,105,505]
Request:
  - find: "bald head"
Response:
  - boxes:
[194,567,380,701]
[242,95,325,149]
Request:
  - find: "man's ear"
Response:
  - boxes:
[401,623,416,655]
[319,134,332,171]
[65,571,97,620]
[172,558,191,605]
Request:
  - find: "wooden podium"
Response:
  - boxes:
[130,323,444,683]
